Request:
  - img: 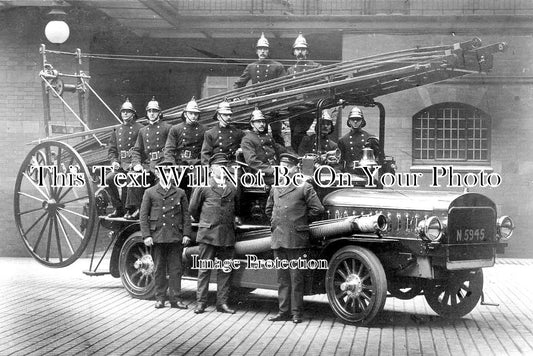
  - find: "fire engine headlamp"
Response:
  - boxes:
[418,216,442,242]
[496,216,514,241]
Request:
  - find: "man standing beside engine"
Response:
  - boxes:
[265,153,324,323]
[140,161,192,309]
[189,153,241,315]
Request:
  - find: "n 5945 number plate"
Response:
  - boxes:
[448,206,495,244]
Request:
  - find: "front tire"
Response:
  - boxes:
[325,245,387,325]
[424,269,483,318]
[118,231,155,299]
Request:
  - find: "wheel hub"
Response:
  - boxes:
[340,274,363,297]
[42,199,65,212]
[133,254,154,275]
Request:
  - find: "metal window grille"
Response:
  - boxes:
[413,104,490,163]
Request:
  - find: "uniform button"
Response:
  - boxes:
[163,223,166,226]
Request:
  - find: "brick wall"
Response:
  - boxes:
[342,34,533,257]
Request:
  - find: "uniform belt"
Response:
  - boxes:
[180,150,192,159]
[120,150,132,159]
[149,150,163,161]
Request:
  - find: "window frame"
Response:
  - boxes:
[412,102,491,166]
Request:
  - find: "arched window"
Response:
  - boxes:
[412,103,491,164]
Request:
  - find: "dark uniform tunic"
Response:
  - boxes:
[164,121,206,166]
[189,178,240,305]
[297,134,337,156]
[337,129,378,173]
[132,121,172,171]
[265,181,324,317]
[240,130,285,182]
[105,121,143,211]
[234,59,287,146]
[233,59,286,88]
[139,184,192,302]
[287,59,321,76]
[108,121,144,170]
[287,59,323,151]
[200,124,244,166]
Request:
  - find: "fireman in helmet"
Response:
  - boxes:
[241,107,286,185]
[337,106,380,173]
[129,97,172,219]
[234,33,287,146]
[164,97,206,197]
[287,33,322,152]
[297,109,337,156]
[105,98,143,218]
[200,99,244,167]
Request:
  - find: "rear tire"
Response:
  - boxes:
[424,269,483,318]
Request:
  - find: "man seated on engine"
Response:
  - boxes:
[297,110,338,156]
[241,107,286,185]
[337,106,380,174]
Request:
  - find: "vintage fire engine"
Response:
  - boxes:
[14,38,513,325]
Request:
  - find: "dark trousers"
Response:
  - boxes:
[196,243,234,305]
[153,242,183,303]
[125,170,156,210]
[105,170,127,210]
[274,248,307,317]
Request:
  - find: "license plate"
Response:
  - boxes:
[448,206,495,244]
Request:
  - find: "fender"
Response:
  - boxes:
[109,222,141,277]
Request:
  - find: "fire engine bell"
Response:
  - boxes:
[359,147,377,167]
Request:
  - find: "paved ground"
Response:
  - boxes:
[1,257,532,356]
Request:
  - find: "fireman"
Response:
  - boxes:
[164,97,206,197]
[265,153,324,323]
[337,106,380,174]
[287,33,322,151]
[234,33,286,146]
[241,107,286,185]
[297,109,338,156]
[129,97,172,219]
[200,100,244,166]
[105,98,143,218]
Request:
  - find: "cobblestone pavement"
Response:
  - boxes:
[0,257,532,356]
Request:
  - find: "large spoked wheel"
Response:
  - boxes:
[118,231,155,299]
[424,269,483,318]
[326,245,387,325]
[14,141,95,267]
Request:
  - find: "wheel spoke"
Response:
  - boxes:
[22,172,50,200]
[23,211,47,235]
[57,211,84,240]
[54,155,74,200]
[56,214,75,254]
[343,260,351,276]
[33,215,50,252]
[44,145,54,198]
[53,216,63,262]
[45,216,53,261]
[61,195,90,205]
[357,261,364,275]
[18,191,45,203]
[336,269,347,280]
[57,207,89,220]
[58,186,73,203]
[18,206,44,216]
[336,290,347,300]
